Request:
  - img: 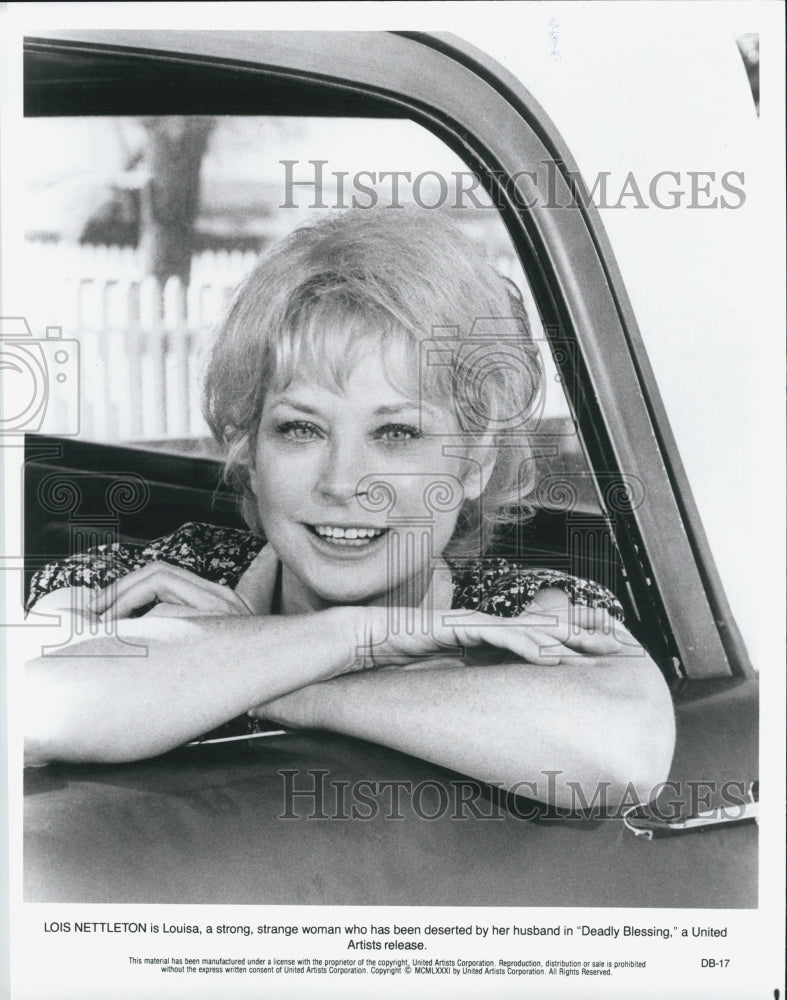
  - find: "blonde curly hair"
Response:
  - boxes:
[203,209,543,558]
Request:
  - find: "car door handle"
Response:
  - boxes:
[623,782,759,839]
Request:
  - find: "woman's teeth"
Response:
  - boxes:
[312,525,386,545]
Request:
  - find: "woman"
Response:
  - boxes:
[25,210,674,808]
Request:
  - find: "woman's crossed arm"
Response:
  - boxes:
[25,569,674,808]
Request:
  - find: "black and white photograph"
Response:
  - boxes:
[1,2,784,998]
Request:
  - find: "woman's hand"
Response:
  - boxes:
[352,601,625,671]
[523,602,629,659]
[87,562,253,621]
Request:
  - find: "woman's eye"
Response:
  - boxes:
[276,420,322,442]
[375,423,422,444]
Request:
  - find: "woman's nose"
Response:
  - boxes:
[315,436,368,504]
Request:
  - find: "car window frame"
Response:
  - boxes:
[22,28,753,681]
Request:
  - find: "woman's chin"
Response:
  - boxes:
[311,581,388,608]
[281,563,388,610]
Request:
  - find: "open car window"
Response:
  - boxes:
[19,29,754,689]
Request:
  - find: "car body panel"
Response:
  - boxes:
[24,723,756,908]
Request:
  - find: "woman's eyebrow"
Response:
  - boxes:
[269,398,430,417]
[373,403,421,416]
[268,398,321,415]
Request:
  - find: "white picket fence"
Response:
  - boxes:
[23,239,565,445]
[25,241,259,444]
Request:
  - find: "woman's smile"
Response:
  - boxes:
[307,523,389,545]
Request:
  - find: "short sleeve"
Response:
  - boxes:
[449,559,625,621]
[514,568,625,621]
[26,541,149,610]
[26,522,262,611]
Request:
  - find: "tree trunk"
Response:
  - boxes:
[138,117,215,284]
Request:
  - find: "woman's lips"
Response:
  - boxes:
[306,523,388,546]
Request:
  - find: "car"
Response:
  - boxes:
[13,22,767,918]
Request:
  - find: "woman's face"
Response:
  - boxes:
[249,344,487,611]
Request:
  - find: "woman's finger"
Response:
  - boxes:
[438,609,625,665]
[87,562,177,615]
[141,602,229,619]
[517,605,624,657]
[104,577,241,619]
[90,563,250,619]
[436,613,571,666]
[477,623,576,665]
[559,630,622,656]
[362,606,626,670]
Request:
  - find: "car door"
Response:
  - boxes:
[21,28,758,907]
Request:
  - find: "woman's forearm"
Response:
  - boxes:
[258,652,675,809]
[25,606,357,765]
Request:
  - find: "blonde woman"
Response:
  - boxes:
[26,210,674,808]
